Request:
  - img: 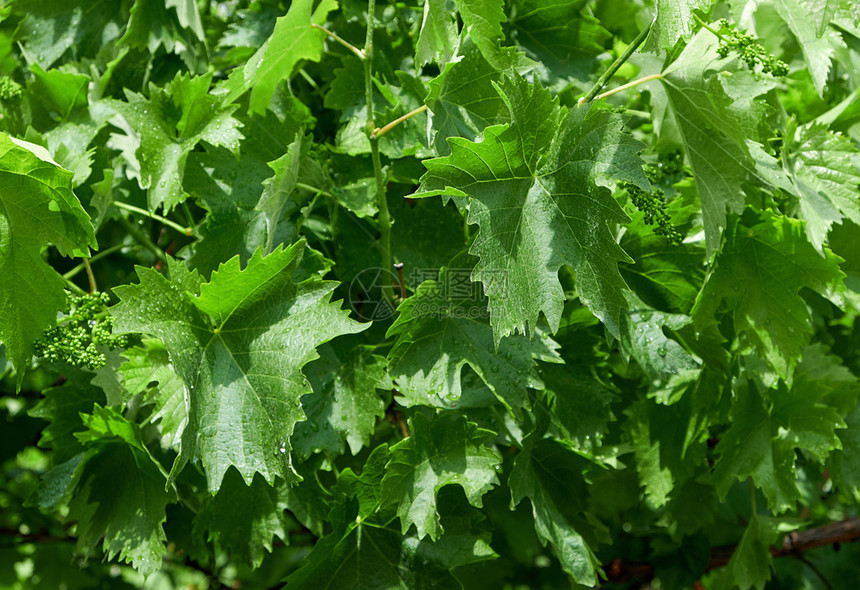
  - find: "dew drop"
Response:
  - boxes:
[657,347,667,357]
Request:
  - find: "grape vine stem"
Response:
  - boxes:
[579,20,652,106]
[364,0,394,303]
[604,517,860,583]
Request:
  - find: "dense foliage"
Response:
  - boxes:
[2,0,860,588]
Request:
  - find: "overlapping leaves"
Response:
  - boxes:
[418,74,649,342]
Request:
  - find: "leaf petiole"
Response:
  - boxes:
[311,23,366,60]
[593,73,663,102]
[693,13,725,40]
[580,20,653,105]
[113,201,193,236]
[372,104,428,138]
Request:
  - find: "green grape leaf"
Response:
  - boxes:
[538,363,616,445]
[619,201,706,314]
[507,0,610,82]
[29,64,88,120]
[67,405,174,575]
[619,293,699,383]
[659,32,770,253]
[111,243,366,491]
[0,133,96,383]
[333,72,431,159]
[644,0,711,52]
[425,36,509,156]
[223,0,338,114]
[386,269,561,413]
[712,378,844,511]
[782,123,860,252]
[293,340,390,458]
[182,145,271,278]
[692,209,845,378]
[217,5,278,52]
[285,518,494,589]
[716,514,782,590]
[418,75,648,342]
[381,412,502,540]
[257,132,304,250]
[805,0,841,36]
[774,0,838,97]
[14,0,125,69]
[416,0,459,67]
[830,404,860,495]
[390,199,468,278]
[287,445,496,588]
[110,72,242,212]
[192,468,293,568]
[509,436,600,584]
[120,0,204,54]
[120,338,188,447]
[39,115,107,187]
[454,0,526,69]
[28,374,105,463]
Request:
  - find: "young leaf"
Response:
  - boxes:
[110,72,243,212]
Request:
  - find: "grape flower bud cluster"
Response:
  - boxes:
[714,19,790,77]
[623,151,684,245]
[34,292,129,371]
